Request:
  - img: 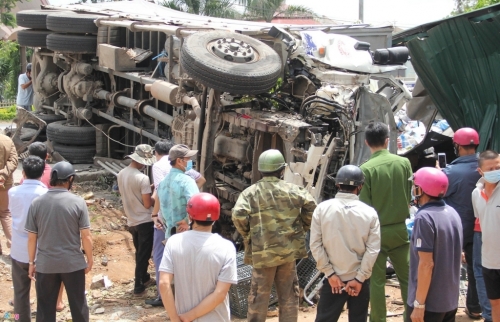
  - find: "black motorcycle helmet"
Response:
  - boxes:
[51,161,76,181]
[335,165,364,186]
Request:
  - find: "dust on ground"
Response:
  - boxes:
[0,176,475,321]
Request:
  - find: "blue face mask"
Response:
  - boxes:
[185,160,193,172]
[483,169,500,184]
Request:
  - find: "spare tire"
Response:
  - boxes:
[17,30,52,48]
[180,31,282,95]
[47,12,100,34]
[47,33,97,54]
[47,121,96,146]
[16,10,63,29]
[53,142,95,164]
[97,26,125,47]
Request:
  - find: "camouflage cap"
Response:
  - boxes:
[126,144,156,166]
[169,144,198,160]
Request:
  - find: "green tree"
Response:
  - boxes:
[0,0,21,27]
[160,0,241,19]
[241,0,313,23]
[0,40,20,100]
[451,0,500,15]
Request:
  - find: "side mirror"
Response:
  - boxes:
[354,41,371,51]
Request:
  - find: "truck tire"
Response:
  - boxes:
[17,30,51,48]
[16,10,62,29]
[47,34,97,54]
[47,121,96,146]
[53,142,95,164]
[46,12,100,34]
[97,27,125,47]
[180,31,282,95]
[25,112,66,131]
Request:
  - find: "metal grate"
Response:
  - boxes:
[297,251,321,289]
[229,264,279,318]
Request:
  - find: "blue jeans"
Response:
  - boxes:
[153,226,165,298]
[473,232,492,322]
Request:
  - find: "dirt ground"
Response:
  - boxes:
[0,174,475,322]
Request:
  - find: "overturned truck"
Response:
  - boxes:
[15,1,411,217]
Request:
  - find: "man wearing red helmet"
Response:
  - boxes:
[159,193,237,322]
[441,127,482,319]
[408,167,463,322]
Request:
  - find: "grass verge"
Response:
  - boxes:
[0,105,16,121]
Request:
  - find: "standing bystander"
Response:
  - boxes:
[359,122,413,322]
[407,167,463,322]
[472,150,500,322]
[117,144,156,296]
[156,144,199,239]
[310,165,380,322]
[9,156,47,322]
[441,127,482,319]
[146,140,205,307]
[159,193,237,321]
[20,142,52,188]
[25,161,93,322]
[0,132,17,255]
[16,63,34,111]
[232,149,317,322]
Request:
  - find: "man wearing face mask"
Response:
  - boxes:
[472,150,500,322]
[25,161,93,322]
[408,167,462,322]
[117,144,156,296]
[157,144,199,239]
[440,127,482,319]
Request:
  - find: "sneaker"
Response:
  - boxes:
[145,297,164,307]
[143,278,156,288]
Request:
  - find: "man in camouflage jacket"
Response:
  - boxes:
[232,149,317,322]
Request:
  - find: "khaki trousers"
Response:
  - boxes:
[0,187,12,253]
[247,261,299,322]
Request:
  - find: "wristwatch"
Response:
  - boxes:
[414,300,425,309]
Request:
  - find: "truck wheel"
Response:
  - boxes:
[97,27,125,47]
[25,112,66,131]
[47,121,96,146]
[47,12,100,34]
[16,10,63,29]
[180,31,282,95]
[47,34,97,54]
[53,142,95,164]
[17,30,51,48]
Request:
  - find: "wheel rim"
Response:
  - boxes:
[207,37,258,63]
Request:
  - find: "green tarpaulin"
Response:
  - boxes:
[394,5,500,151]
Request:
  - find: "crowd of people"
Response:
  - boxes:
[0,119,499,322]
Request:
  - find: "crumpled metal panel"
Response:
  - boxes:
[407,13,500,151]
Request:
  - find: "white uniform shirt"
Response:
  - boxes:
[472,178,500,269]
[310,192,381,282]
[8,179,48,263]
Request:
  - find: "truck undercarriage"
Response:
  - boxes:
[14,2,412,238]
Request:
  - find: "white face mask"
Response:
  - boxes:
[483,169,500,184]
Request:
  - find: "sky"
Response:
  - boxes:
[285,0,456,28]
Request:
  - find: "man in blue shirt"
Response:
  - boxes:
[157,144,199,238]
[441,127,482,319]
[16,63,33,111]
[408,167,462,322]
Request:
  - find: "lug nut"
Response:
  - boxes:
[224,49,228,53]
[218,45,222,48]
[234,52,238,55]
[243,52,247,56]
[240,41,244,45]
[231,38,235,42]
[217,40,221,44]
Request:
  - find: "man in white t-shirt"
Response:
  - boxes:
[159,193,237,321]
[16,63,33,111]
[117,144,156,296]
[472,150,500,322]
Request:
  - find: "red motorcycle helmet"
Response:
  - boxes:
[186,193,220,221]
[453,127,479,146]
[413,167,449,198]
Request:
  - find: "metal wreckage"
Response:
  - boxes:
[13,1,412,206]
[10,0,416,310]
